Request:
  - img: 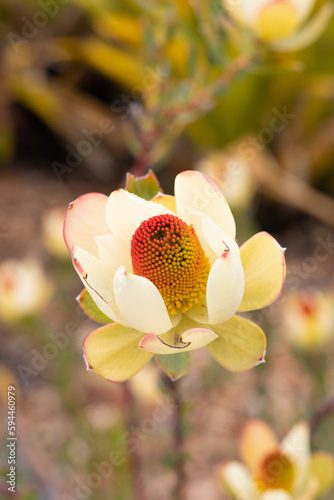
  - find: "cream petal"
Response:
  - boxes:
[113,266,176,334]
[83,323,153,382]
[187,212,228,265]
[175,170,236,239]
[225,0,270,26]
[260,490,293,500]
[64,192,110,257]
[271,3,333,52]
[206,238,244,324]
[95,234,132,274]
[139,317,217,354]
[291,0,316,23]
[184,297,209,324]
[72,246,126,324]
[105,189,173,245]
[185,237,244,325]
[280,422,311,495]
[218,461,256,499]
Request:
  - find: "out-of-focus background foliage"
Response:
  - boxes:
[0,0,334,498]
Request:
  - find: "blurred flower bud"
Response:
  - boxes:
[197,151,255,210]
[129,363,163,405]
[282,289,334,350]
[42,207,69,259]
[0,259,51,322]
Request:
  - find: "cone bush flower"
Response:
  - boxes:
[223,0,333,52]
[64,171,286,382]
[218,419,334,500]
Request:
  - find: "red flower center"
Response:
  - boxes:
[131,214,210,314]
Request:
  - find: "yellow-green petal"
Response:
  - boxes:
[311,452,334,496]
[238,232,286,312]
[155,352,191,381]
[83,323,153,382]
[206,315,266,372]
[77,288,113,324]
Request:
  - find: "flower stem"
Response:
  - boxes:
[165,377,186,500]
[122,382,146,500]
[310,390,334,437]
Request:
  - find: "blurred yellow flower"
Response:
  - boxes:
[281,290,334,350]
[218,419,334,500]
[197,151,255,210]
[0,259,51,322]
[223,0,333,51]
[129,364,163,405]
[64,171,286,382]
[42,207,69,259]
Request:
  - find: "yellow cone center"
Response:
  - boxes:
[257,2,299,41]
[131,214,210,314]
[256,450,295,492]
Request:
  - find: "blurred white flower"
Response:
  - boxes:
[281,289,334,350]
[197,151,255,210]
[0,259,51,322]
[223,0,333,51]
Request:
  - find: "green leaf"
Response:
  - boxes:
[125,170,162,201]
[155,352,191,381]
[77,288,113,324]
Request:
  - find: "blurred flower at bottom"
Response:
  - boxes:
[0,259,51,322]
[218,419,334,500]
[281,290,334,351]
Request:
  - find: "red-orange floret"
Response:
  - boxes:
[131,214,210,314]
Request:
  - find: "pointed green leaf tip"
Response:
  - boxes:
[155,352,191,381]
[77,289,113,324]
[125,170,162,201]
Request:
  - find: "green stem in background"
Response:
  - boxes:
[130,54,253,178]
[164,377,186,500]
[122,382,146,500]
[310,390,334,437]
